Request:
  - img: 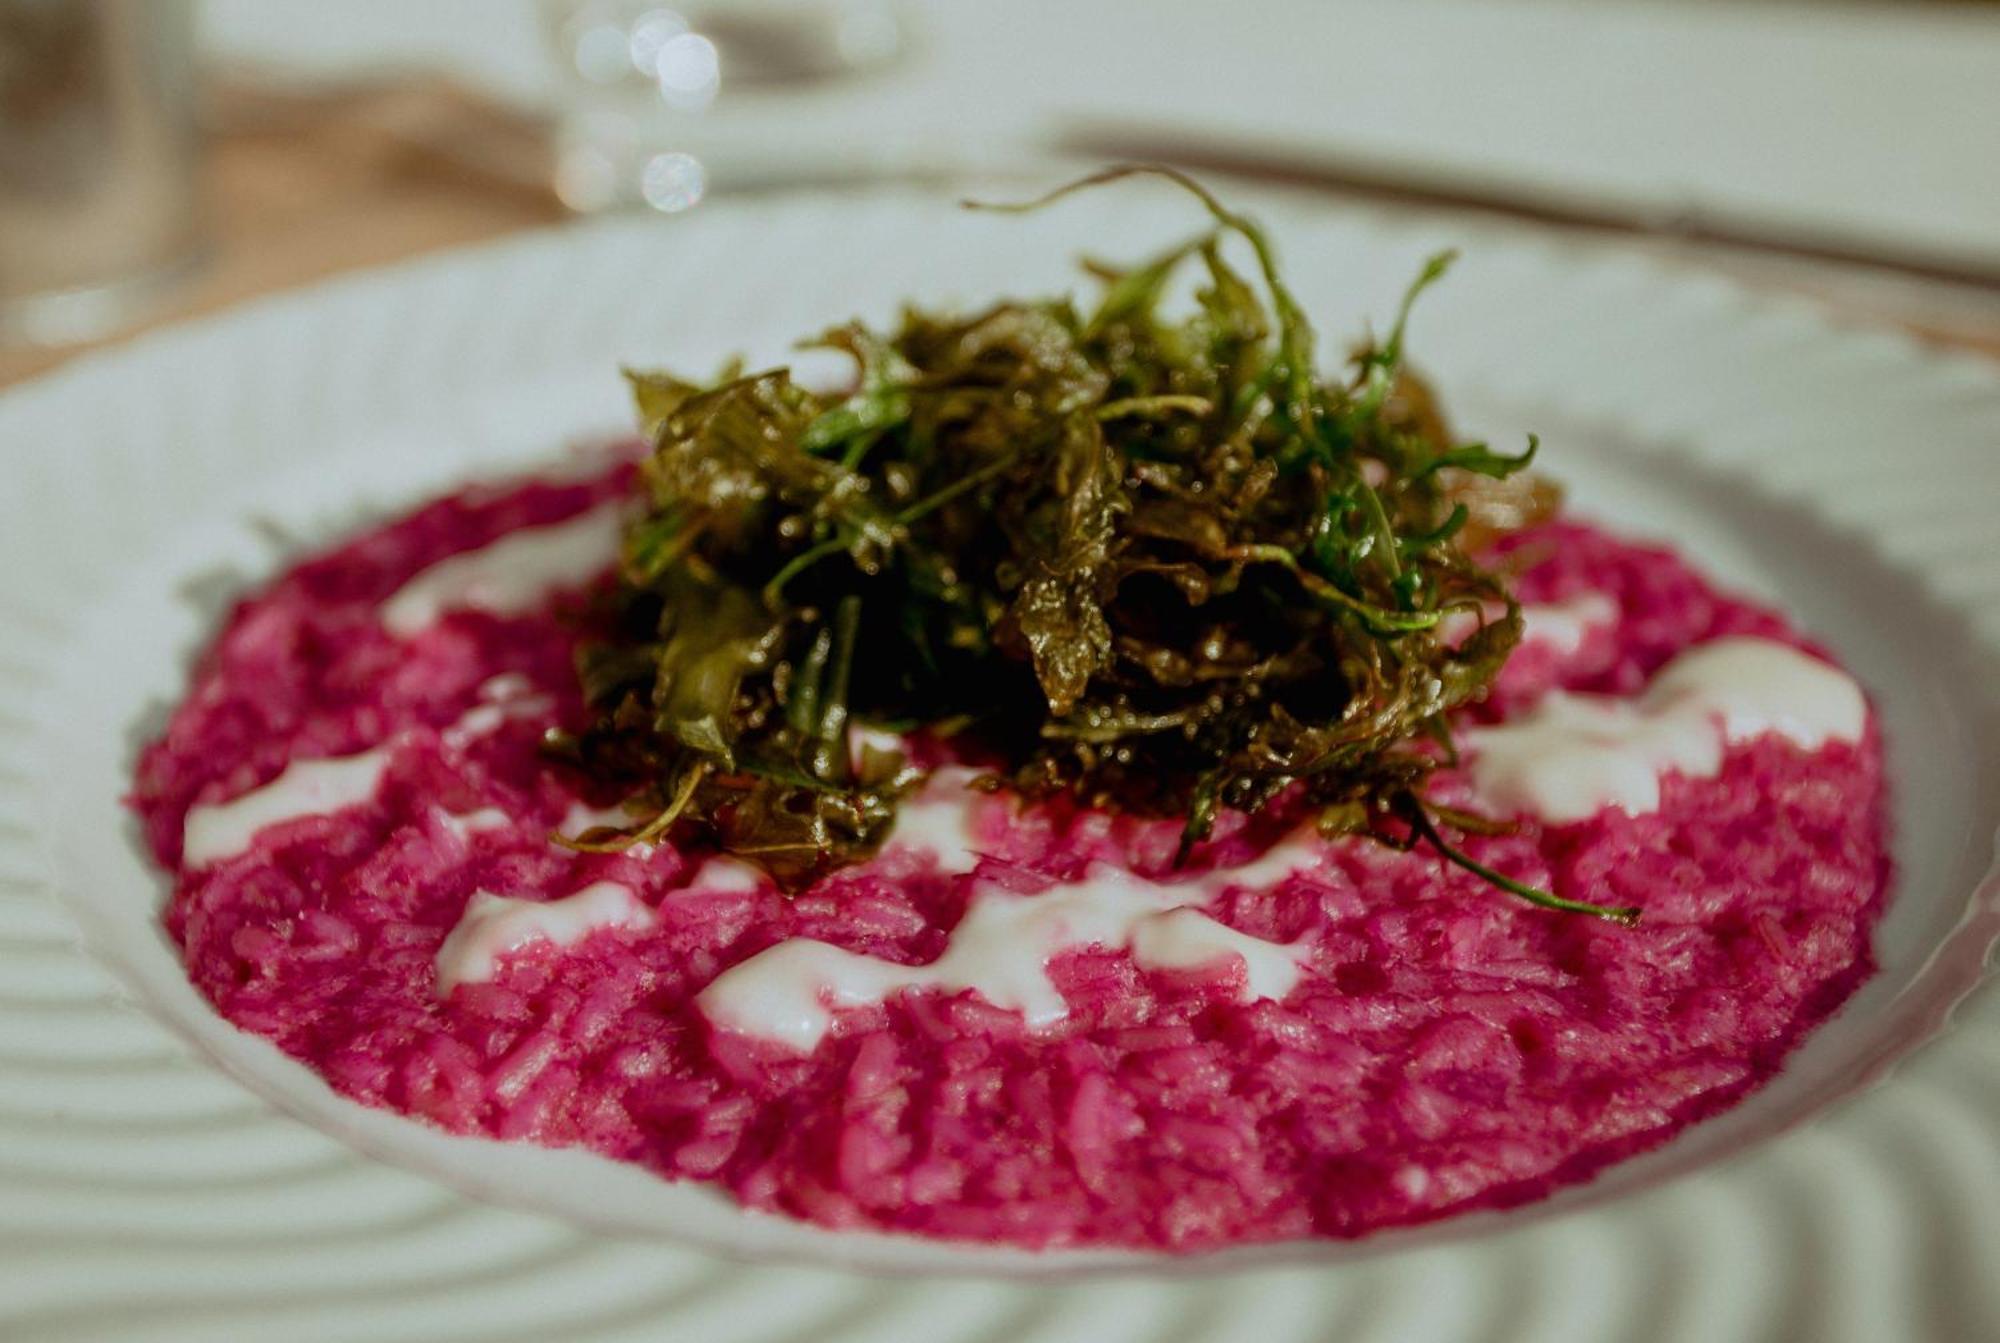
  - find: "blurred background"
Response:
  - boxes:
[3,0,1997,385]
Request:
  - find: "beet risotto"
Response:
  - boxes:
[131,172,1891,1251]
[131,467,1889,1251]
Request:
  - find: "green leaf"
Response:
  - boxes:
[565,167,1565,920]
[1417,433,1539,481]
[1085,233,1209,336]
[798,324,919,457]
[622,367,701,441]
[1007,415,1123,716]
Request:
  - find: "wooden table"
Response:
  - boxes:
[0,79,565,388]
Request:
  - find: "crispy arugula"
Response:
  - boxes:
[550,166,1638,923]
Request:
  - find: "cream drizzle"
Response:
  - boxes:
[849,723,908,757]
[887,766,993,874]
[697,862,1312,1051]
[183,750,392,869]
[439,806,513,840]
[442,674,555,748]
[684,855,766,893]
[1463,636,1866,824]
[435,881,654,992]
[1439,590,1618,655]
[1130,907,1309,1000]
[181,676,552,869]
[1520,591,1620,655]
[557,799,631,835]
[380,503,625,636]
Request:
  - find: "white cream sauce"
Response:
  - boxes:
[381,503,626,636]
[558,799,632,835]
[435,881,654,992]
[1439,591,1619,655]
[476,671,537,700]
[1521,591,1620,656]
[439,806,514,840]
[442,674,555,748]
[552,798,667,858]
[1464,636,1866,824]
[698,862,1310,1051]
[1130,907,1309,1000]
[183,679,555,869]
[882,765,991,874]
[849,723,908,758]
[684,855,766,893]
[1200,830,1323,894]
[183,749,392,869]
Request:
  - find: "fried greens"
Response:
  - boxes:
[550,167,1636,923]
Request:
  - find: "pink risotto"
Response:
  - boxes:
[132,461,1890,1251]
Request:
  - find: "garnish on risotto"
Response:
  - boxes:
[134,171,1891,1251]
[555,167,1629,920]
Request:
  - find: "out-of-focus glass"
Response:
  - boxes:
[0,0,203,347]
[541,0,907,215]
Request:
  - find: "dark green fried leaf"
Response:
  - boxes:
[558,167,1615,923]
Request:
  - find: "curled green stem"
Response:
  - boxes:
[1405,799,1640,926]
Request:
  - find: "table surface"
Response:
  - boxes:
[198,0,2000,275]
[4,75,1996,391]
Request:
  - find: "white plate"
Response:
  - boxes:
[2,182,1997,1341]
